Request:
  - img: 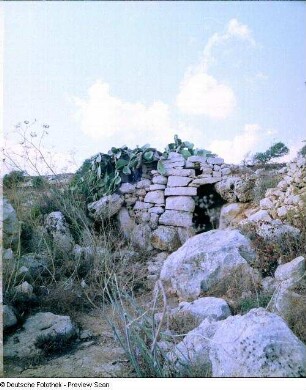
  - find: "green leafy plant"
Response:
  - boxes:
[163,134,215,160]
[71,135,216,201]
[71,145,161,201]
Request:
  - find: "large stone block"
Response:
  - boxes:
[164,168,195,177]
[167,176,192,187]
[88,194,124,220]
[166,196,195,212]
[159,210,193,228]
[190,177,220,186]
[165,187,197,196]
[144,190,165,204]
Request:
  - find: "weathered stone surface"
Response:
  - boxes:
[118,183,135,194]
[219,203,248,229]
[166,318,216,373]
[3,197,20,249]
[256,220,300,241]
[149,213,159,230]
[207,157,224,165]
[277,206,289,218]
[88,194,124,220]
[215,178,238,203]
[4,312,77,359]
[209,308,306,377]
[144,190,165,204]
[136,179,151,189]
[212,171,222,178]
[274,256,305,283]
[167,176,192,187]
[188,156,207,164]
[149,184,166,191]
[260,198,274,210]
[177,227,196,245]
[151,226,181,252]
[162,160,185,169]
[117,208,136,239]
[277,180,288,191]
[130,224,152,250]
[164,168,195,177]
[159,210,193,228]
[165,187,197,196]
[167,309,306,377]
[133,201,152,210]
[160,229,257,300]
[175,297,231,322]
[152,175,168,185]
[135,188,147,197]
[248,210,272,223]
[221,167,231,176]
[200,167,213,175]
[166,196,195,212]
[190,177,220,186]
[124,196,137,207]
[141,212,150,223]
[3,305,18,330]
[45,211,75,255]
[150,206,164,215]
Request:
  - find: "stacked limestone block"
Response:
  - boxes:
[186,156,232,186]
[118,152,233,253]
[259,155,306,222]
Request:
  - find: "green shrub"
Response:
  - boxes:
[3,170,26,189]
[253,142,289,164]
[32,176,46,189]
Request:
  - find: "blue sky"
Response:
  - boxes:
[3,1,306,174]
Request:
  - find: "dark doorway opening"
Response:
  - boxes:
[193,184,226,234]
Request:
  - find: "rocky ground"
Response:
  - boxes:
[2,153,306,378]
[4,307,132,378]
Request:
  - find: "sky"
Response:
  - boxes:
[2,1,306,174]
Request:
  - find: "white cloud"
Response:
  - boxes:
[201,18,255,72]
[74,80,174,151]
[209,124,265,164]
[227,19,255,44]
[176,19,255,119]
[176,72,236,119]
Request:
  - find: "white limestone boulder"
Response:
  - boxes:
[4,312,77,359]
[88,194,124,220]
[160,229,257,300]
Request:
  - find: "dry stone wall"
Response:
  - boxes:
[256,155,306,223]
[117,152,233,249]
